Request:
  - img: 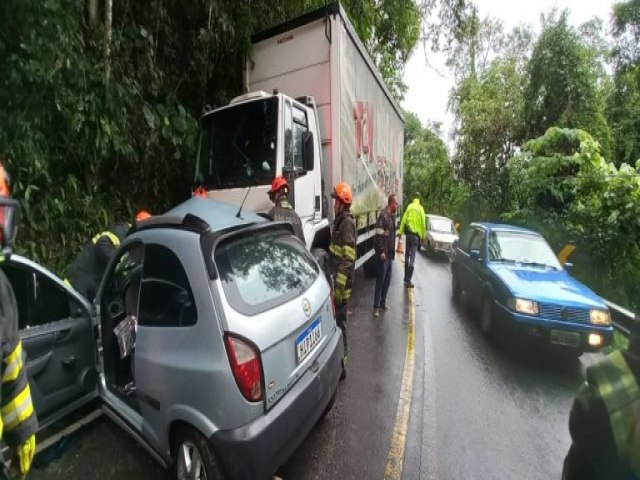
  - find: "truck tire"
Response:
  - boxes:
[363,254,377,278]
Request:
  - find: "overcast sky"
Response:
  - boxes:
[401,0,618,146]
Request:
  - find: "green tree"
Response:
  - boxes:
[523,11,613,159]
[607,0,640,166]
[504,127,640,310]
[450,55,526,215]
[403,112,469,219]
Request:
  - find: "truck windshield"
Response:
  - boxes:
[195,98,278,189]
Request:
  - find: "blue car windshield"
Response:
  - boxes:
[488,231,561,269]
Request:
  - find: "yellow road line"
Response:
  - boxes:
[384,287,416,480]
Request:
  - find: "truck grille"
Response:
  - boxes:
[539,303,590,323]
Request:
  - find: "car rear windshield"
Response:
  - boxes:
[214,228,320,315]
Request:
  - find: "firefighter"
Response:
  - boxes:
[267,176,305,243]
[562,320,640,479]
[328,182,356,380]
[397,192,426,288]
[0,163,38,479]
[66,220,130,302]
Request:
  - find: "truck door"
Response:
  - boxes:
[285,100,317,230]
[0,256,98,428]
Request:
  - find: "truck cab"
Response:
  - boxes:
[194,91,331,251]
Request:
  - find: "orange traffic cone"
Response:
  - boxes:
[396,237,404,254]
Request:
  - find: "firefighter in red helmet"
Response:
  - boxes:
[267,176,305,243]
[329,181,356,380]
[0,162,39,479]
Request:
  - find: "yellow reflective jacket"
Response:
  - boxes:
[398,198,426,240]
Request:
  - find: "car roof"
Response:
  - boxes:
[472,222,540,235]
[134,197,266,235]
[426,214,453,221]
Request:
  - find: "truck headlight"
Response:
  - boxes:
[507,297,539,316]
[590,309,611,325]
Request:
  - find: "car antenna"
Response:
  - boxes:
[236,184,253,219]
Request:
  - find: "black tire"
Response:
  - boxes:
[480,297,494,337]
[426,241,434,258]
[363,253,377,278]
[173,426,225,480]
[451,268,461,301]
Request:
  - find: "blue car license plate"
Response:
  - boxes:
[296,317,322,363]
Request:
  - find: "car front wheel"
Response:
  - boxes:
[480,297,494,337]
[173,426,225,480]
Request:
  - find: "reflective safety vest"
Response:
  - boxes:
[398,198,426,240]
[0,270,38,451]
[329,210,356,305]
[589,350,640,477]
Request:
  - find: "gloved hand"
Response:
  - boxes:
[8,434,35,479]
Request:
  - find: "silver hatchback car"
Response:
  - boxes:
[1,197,343,480]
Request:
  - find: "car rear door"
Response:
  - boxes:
[1,255,99,428]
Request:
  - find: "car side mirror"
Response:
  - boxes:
[470,250,481,261]
[564,262,573,272]
[302,131,314,171]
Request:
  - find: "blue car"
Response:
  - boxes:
[450,223,614,353]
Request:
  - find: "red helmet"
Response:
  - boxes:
[331,182,352,205]
[192,186,207,198]
[135,210,152,222]
[0,163,20,258]
[269,176,289,194]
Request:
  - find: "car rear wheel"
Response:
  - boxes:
[173,426,225,480]
[480,297,494,336]
[451,268,461,301]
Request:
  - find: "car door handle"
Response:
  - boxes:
[62,356,77,369]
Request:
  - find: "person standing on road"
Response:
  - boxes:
[397,192,425,288]
[66,219,130,301]
[562,320,640,480]
[267,176,305,243]
[0,163,38,480]
[373,194,398,317]
[328,182,356,380]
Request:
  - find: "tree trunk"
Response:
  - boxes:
[104,0,113,89]
[86,0,98,28]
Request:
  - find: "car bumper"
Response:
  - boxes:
[493,301,614,351]
[210,328,344,480]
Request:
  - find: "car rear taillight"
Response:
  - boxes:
[224,334,263,402]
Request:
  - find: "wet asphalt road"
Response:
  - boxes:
[29,248,600,479]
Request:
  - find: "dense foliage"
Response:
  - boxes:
[0,0,420,274]
[410,0,640,311]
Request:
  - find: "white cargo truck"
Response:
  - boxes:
[194,2,404,274]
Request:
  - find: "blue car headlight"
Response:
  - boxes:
[589,309,611,325]
[507,297,539,316]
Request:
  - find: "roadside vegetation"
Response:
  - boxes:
[407,1,640,314]
[1,0,638,314]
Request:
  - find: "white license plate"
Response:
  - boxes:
[550,330,580,347]
[296,318,322,363]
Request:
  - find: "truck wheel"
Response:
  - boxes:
[363,254,377,278]
[173,426,225,480]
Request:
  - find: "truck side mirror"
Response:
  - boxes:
[302,131,314,171]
